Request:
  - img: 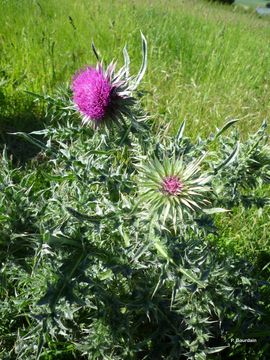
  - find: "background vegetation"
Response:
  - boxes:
[1,0,270,136]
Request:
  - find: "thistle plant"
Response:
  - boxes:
[2,35,270,360]
[71,33,147,128]
[210,121,270,207]
[138,155,212,226]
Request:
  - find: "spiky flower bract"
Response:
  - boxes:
[138,156,212,226]
[71,33,147,128]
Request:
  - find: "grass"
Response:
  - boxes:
[0,0,269,262]
[1,0,270,137]
[235,0,268,7]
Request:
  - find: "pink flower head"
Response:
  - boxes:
[72,66,113,123]
[162,176,183,195]
[71,34,147,127]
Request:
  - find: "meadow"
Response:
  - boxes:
[1,0,270,137]
[0,0,270,359]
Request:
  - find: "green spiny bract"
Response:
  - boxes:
[137,155,212,228]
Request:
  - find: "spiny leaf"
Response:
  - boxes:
[214,119,239,139]
[214,141,240,173]
[205,346,229,354]
[132,31,147,89]
[203,208,230,214]
[153,240,206,288]
[91,41,100,61]
[176,118,186,143]
[123,45,130,79]
[10,132,49,151]
[66,207,103,223]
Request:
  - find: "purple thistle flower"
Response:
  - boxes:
[71,33,147,127]
[72,66,112,123]
[162,176,183,195]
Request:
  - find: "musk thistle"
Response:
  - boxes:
[138,156,212,226]
[71,33,147,128]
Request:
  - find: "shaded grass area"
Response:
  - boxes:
[0,0,269,263]
[0,94,43,162]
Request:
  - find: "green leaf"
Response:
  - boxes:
[29,129,50,136]
[123,45,130,79]
[203,208,230,214]
[154,240,171,262]
[214,119,239,138]
[177,267,206,288]
[99,269,113,281]
[49,236,82,248]
[91,41,100,61]
[214,141,240,173]
[42,172,75,182]
[119,225,130,247]
[66,207,103,223]
[176,118,186,142]
[132,32,147,89]
[154,240,206,288]
[10,132,48,151]
[206,346,228,354]
[24,90,48,100]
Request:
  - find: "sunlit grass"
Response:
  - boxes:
[235,0,267,7]
[1,0,270,136]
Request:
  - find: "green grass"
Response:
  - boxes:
[235,0,267,7]
[1,0,270,137]
[0,0,269,262]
